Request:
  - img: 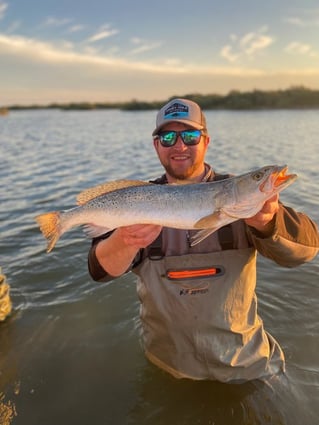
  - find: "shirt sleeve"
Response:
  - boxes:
[88,241,112,282]
[87,232,143,282]
[247,204,319,267]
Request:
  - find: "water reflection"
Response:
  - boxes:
[0,317,18,424]
[127,364,314,425]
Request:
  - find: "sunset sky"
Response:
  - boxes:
[1,0,319,105]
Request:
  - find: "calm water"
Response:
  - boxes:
[0,109,318,424]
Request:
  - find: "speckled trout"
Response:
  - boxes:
[35,165,297,252]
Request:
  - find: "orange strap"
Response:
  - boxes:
[166,267,221,280]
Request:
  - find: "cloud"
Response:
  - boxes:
[220,45,239,63]
[129,37,162,55]
[0,1,8,19]
[0,32,264,76]
[220,27,274,63]
[67,24,86,33]
[240,33,273,55]
[284,14,319,27]
[42,16,73,27]
[284,17,304,26]
[1,31,318,87]
[40,16,86,35]
[285,42,317,57]
[6,20,21,33]
[86,25,119,43]
[2,30,319,105]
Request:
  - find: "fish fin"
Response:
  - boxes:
[190,229,219,246]
[190,212,225,246]
[193,211,224,229]
[83,224,112,238]
[35,211,61,253]
[76,180,153,205]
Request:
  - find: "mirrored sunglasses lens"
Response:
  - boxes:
[160,132,177,146]
[182,130,201,145]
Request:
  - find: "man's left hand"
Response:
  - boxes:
[244,194,279,234]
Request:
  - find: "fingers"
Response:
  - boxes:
[245,194,279,232]
[260,194,279,214]
[118,224,162,248]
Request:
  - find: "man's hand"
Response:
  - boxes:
[117,224,162,249]
[95,224,163,277]
[245,194,279,234]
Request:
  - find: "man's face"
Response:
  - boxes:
[153,122,210,182]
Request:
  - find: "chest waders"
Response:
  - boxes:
[134,245,285,382]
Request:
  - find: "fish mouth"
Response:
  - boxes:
[259,165,297,193]
[273,165,297,188]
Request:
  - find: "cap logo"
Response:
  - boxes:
[164,102,189,120]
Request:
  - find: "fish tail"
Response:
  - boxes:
[35,211,61,253]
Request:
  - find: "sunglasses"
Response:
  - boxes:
[155,130,203,147]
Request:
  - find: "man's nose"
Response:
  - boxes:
[174,134,187,149]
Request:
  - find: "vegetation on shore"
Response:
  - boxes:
[4,86,319,112]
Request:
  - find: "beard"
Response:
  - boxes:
[161,161,200,181]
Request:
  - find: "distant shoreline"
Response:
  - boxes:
[3,86,319,111]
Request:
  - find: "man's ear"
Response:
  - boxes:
[153,137,159,151]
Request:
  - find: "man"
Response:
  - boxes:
[88,98,319,382]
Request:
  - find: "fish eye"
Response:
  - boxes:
[252,171,264,181]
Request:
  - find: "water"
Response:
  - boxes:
[0,109,318,424]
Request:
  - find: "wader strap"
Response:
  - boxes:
[212,174,234,250]
[218,225,234,250]
[148,233,164,260]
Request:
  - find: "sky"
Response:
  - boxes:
[1,0,319,105]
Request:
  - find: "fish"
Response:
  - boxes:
[35,164,297,252]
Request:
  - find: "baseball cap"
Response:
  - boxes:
[152,98,207,136]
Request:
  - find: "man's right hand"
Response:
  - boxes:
[95,224,162,277]
[117,224,162,249]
